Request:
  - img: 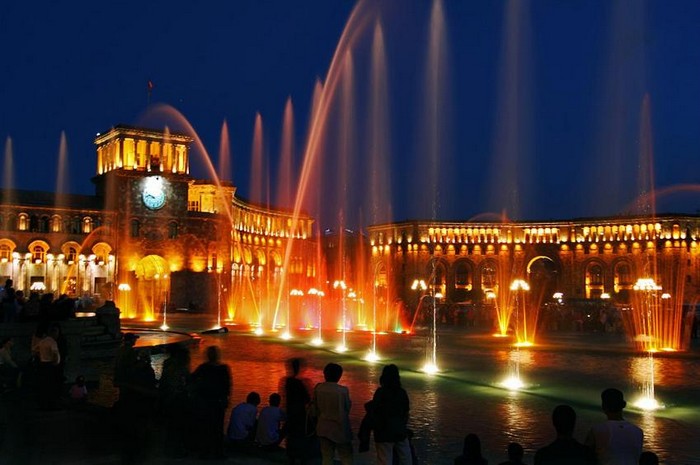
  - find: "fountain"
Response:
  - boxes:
[2,0,700,462]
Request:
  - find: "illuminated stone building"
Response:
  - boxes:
[368,216,700,320]
[0,125,315,323]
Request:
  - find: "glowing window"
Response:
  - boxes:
[0,245,10,261]
[83,217,93,234]
[67,247,77,263]
[18,214,28,231]
[32,245,46,263]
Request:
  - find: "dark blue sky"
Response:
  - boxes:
[1,0,699,226]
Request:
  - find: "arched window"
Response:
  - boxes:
[52,215,62,232]
[82,217,93,234]
[482,262,497,289]
[39,216,50,233]
[0,244,10,262]
[67,247,77,263]
[589,264,603,286]
[29,215,39,232]
[32,245,46,263]
[18,214,28,231]
[615,263,631,286]
[585,262,605,298]
[454,262,472,290]
[70,217,81,234]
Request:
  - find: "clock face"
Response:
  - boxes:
[142,176,166,210]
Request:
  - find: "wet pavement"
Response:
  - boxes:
[2,315,698,464]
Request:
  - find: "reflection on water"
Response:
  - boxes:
[93,320,700,464]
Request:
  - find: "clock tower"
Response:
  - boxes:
[92,125,193,280]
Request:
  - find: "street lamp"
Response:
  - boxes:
[118,283,131,318]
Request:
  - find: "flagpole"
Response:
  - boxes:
[147,80,153,105]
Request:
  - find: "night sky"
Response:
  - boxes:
[2,0,700,227]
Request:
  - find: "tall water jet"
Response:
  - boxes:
[2,137,14,222]
[56,132,69,196]
[334,51,356,353]
[277,0,377,348]
[626,95,688,352]
[420,0,450,375]
[591,0,647,216]
[489,0,535,343]
[217,120,236,323]
[250,113,266,206]
[249,113,271,330]
[364,19,393,361]
[218,120,232,183]
[277,97,295,211]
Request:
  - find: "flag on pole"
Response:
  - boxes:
[147,80,154,104]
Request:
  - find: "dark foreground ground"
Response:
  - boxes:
[0,381,376,465]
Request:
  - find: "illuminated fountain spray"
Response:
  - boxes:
[421,287,441,375]
[215,270,223,329]
[308,288,324,346]
[334,279,348,352]
[364,276,380,362]
[159,274,170,330]
[285,289,304,340]
[501,279,530,390]
[631,278,664,411]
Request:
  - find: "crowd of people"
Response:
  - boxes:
[109,335,658,465]
[0,291,666,465]
[0,278,77,323]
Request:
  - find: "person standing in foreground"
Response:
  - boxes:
[534,404,595,465]
[191,345,232,459]
[312,362,352,465]
[282,357,315,464]
[585,388,643,465]
[372,364,413,465]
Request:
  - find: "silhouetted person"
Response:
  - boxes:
[312,362,352,465]
[0,337,19,390]
[69,374,88,403]
[158,343,191,457]
[454,433,488,465]
[191,345,231,459]
[639,451,659,465]
[1,285,17,322]
[256,392,286,449]
[37,324,62,410]
[498,442,526,465]
[117,347,158,464]
[534,404,595,465]
[282,357,315,464]
[372,364,413,465]
[585,388,643,465]
[227,391,260,446]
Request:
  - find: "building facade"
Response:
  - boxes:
[367,217,700,347]
[0,125,316,325]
